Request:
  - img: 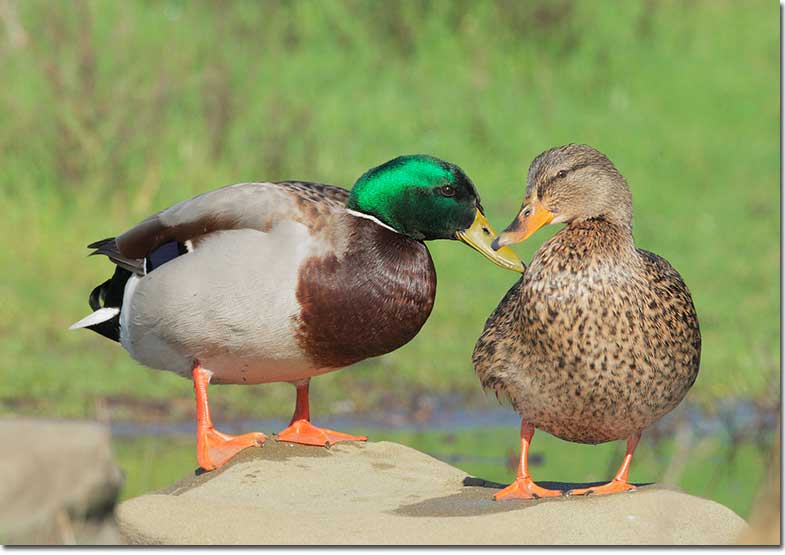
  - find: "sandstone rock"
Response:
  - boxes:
[117,440,747,545]
[0,418,124,545]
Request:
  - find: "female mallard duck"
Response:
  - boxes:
[473,144,700,499]
[72,155,523,471]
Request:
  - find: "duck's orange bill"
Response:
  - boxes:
[492,199,555,250]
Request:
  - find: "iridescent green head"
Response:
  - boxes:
[348,155,481,240]
[346,155,524,272]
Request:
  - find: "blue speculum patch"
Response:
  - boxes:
[146,241,188,273]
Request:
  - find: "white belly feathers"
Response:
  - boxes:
[120,221,320,384]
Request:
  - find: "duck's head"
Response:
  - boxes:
[347,155,523,272]
[492,144,633,249]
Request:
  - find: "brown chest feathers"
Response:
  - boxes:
[293,217,437,369]
[473,219,701,444]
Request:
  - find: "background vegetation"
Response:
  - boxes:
[0,0,778,519]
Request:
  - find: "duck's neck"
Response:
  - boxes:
[546,217,637,265]
[568,205,632,236]
[346,209,400,234]
[567,216,633,238]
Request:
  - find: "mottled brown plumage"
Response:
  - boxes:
[473,144,701,498]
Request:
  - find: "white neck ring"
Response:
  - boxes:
[346,209,400,234]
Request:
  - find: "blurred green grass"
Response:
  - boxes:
[0,1,778,421]
[0,0,777,525]
[0,0,780,515]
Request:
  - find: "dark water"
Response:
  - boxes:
[110,396,779,441]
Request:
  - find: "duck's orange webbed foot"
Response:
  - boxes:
[276,419,367,447]
[197,428,266,471]
[192,363,265,472]
[568,433,642,497]
[567,480,636,497]
[495,477,563,501]
[278,379,368,447]
[494,420,562,501]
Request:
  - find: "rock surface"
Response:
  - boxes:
[0,418,124,545]
[117,440,747,545]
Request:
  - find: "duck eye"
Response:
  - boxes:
[522,207,532,217]
[440,185,456,197]
[556,170,568,179]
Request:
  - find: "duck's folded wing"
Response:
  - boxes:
[115,181,349,259]
[87,237,145,273]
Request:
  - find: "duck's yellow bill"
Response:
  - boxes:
[492,200,555,249]
[456,210,524,273]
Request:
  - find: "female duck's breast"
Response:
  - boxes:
[514,254,700,444]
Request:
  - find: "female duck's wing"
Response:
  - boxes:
[472,277,526,406]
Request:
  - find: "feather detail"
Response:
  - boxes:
[69,307,120,330]
[88,237,145,274]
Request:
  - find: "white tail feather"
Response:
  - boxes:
[69,307,120,330]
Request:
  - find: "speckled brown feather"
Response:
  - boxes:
[473,146,701,445]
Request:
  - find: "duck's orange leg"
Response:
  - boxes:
[193,364,265,471]
[568,433,641,496]
[495,420,562,500]
[276,379,367,447]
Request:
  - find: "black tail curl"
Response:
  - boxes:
[85,238,134,342]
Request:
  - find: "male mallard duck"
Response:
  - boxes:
[473,144,700,499]
[72,155,523,471]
